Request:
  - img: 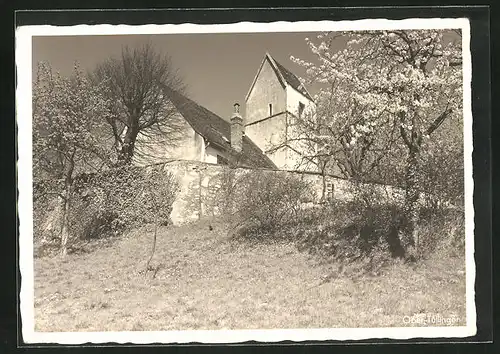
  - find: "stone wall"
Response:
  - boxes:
[157,160,406,226]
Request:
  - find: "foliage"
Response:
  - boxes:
[215,168,315,240]
[33,217,466,331]
[33,179,65,256]
[290,179,405,273]
[33,61,113,255]
[292,203,396,273]
[72,165,178,238]
[417,207,465,258]
[33,165,179,256]
[272,58,400,184]
[33,61,112,181]
[419,117,464,208]
[290,29,463,258]
[91,42,186,164]
[292,202,464,274]
[33,59,182,255]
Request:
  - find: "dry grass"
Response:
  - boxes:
[33,219,466,332]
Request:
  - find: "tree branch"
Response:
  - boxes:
[426,107,452,136]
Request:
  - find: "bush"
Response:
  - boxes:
[33,165,178,255]
[419,117,464,210]
[213,168,409,272]
[292,188,465,274]
[417,206,465,258]
[292,201,401,271]
[276,181,403,273]
[215,168,315,240]
[33,179,66,256]
[72,165,178,239]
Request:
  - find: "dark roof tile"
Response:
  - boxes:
[271,56,314,101]
[163,87,276,169]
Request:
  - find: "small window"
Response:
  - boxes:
[269,103,273,116]
[217,155,229,165]
[326,182,334,200]
[298,102,305,117]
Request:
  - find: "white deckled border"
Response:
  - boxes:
[16,17,475,344]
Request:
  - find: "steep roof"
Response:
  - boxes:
[163,86,277,169]
[246,53,314,102]
[272,57,314,101]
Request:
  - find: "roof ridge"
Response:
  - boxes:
[266,53,314,102]
[265,53,288,88]
[245,53,287,102]
[165,86,229,127]
[163,86,276,169]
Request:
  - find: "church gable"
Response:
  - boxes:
[245,54,287,125]
[246,53,314,125]
[244,53,316,171]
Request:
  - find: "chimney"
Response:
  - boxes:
[230,103,243,153]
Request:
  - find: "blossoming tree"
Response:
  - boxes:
[33,62,112,255]
[290,29,463,258]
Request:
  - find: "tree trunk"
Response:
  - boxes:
[198,171,203,219]
[400,146,421,260]
[60,181,72,256]
[60,153,75,256]
[320,168,327,202]
[118,124,139,164]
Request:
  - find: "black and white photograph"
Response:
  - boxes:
[16,17,476,344]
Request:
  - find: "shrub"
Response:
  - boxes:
[33,165,178,255]
[72,165,178,239]
[293,183,465,273]
[282,181,407,273]
[215,168,315,241]
[33,179,65,256]
[417,206,465,258]
[294,201,400,271]
[419,117,464,210]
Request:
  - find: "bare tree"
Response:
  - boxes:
[92,42,186,165]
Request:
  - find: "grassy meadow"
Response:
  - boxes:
[33,218,466,332]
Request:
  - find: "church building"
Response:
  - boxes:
[245,53,316,170]
[134,53,316,171]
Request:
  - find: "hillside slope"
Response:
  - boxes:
[34,220,466,331]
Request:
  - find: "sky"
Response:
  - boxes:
[32,32,337,120]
